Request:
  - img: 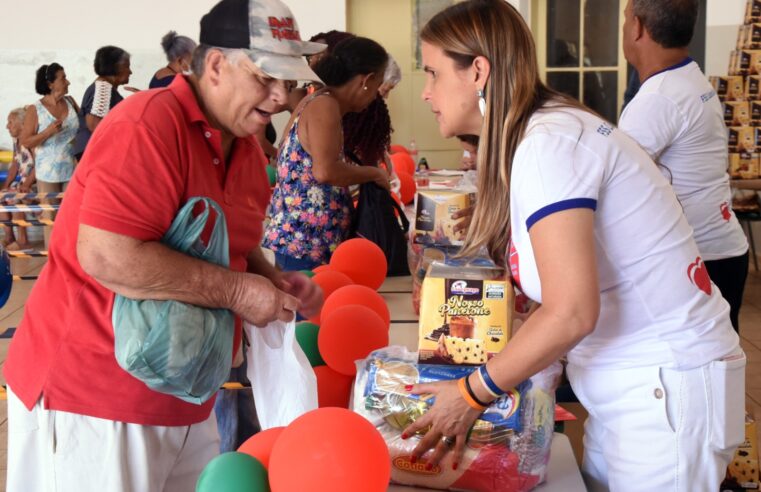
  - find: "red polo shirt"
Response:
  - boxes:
[3,76,270,426]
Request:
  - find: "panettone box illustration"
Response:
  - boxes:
[418,259,512,365]
[729,126,757,153]
[729,152,761,179]
[712,76,746,101]
[726,101,752,126]
[723,413,759,490]
[413,189,473,246]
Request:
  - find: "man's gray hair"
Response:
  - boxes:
[191,44,247,77]
[383,56,402,86]
[632,0,699,49]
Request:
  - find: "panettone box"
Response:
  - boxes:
[723,413,759,490]
[729,126,757,153]
[747,0,761,24]
[413,189,473,246]
[726,102,752,126]
[749,77,761,101]
[712,76,746,101]
[729,152,761,179]
[418,259,512,365]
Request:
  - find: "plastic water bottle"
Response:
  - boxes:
[409,138,418,158]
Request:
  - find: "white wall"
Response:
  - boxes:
[0,0,346,150]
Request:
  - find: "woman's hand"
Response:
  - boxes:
[44,119,63,137]
[123,86,140,93]
[277,270,323,319]
[372,166,391,191]
[401,380,483,469]
[452,205,474,234]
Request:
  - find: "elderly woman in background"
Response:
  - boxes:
[149,31,197,89]
[2,108,36,249]
[74,45,133,159]
[379,56,401,98]
[20,63,79,245]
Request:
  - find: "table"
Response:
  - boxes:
[387,433,586,491]
[731,179,761,191]
[380,276,586,492]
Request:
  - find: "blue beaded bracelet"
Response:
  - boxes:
[479,364,505,397]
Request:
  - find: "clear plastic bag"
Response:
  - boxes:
[353,346,561,492]
[113,197,234,405]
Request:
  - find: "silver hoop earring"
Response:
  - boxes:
[477,88,486,116]
[363,86,368,91]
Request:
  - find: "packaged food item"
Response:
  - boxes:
[729,152,760,179]
[413,189,473,246]
[418,259,512,366]
[731,51,740,76]
[739,25,750,50]
[748,76,761,101]
[747,0,761,24]
[725,101,751,126]
[750,23,761,49]
[714,76,744,101]
[352,346,562,492]
[751,101,761,125]
[722,412,760,490]
[728,126,757,153]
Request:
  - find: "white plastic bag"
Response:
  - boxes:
[245,319,318,429]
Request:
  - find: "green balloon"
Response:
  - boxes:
[197,452,269,492]
[295,322,325,367]
[266,166,277,187]
[299,269,316,278]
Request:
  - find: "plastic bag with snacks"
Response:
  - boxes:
[352,346,562,492]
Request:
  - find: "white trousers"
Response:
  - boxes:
[567,352,746,492]
[6,387,220,492]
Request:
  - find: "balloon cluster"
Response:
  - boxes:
[197,407,391,492]
[389,147,417,206]
[297,238,391,408]
[196,239,394,491]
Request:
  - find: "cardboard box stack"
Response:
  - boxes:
[714,0,761,180]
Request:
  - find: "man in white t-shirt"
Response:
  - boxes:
[619,0,749,332]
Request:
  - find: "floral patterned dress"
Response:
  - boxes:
[263,93,353,264]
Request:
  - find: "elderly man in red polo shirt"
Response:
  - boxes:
[3,1,325,490]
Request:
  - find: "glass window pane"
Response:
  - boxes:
[547,72,580,100]
[584,0,620,67]
[547,0,581,67]
[583,71,619,124]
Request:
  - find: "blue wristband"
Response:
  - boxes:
[479,364,505,397]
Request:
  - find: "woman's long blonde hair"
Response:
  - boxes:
[421,0,587,264]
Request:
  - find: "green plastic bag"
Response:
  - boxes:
[113,197,234,405]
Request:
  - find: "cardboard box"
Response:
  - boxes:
[714,76,747,101]
[751,101,761,125]
[748,76,761,100]
[740,25,750,50]
[729,152,760,179]
[723,414,760,490]
[413,189,473,246]
[747,0,761,24]
[418,260,512,366]
[726,102,752,126]
[729,127,757,152]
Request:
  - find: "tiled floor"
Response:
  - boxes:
[0,246,757,491]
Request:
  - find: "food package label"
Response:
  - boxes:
[726,101,751,126]
[413,189,472,246]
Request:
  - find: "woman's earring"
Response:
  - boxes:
[363,86,368,91]
[477,89,486,116]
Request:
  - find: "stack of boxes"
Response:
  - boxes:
[712,0,761,179]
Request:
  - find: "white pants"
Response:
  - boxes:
[567,352,746,492]
[6,387,220,492]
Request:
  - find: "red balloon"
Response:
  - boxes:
[237,427,285,469]
[397,170,416,205]
[390,152,416,176]
[318,305,389,376]
[309,270,354,324]
[314,365,354,408]
[312,264,331,274]
[330,238,387,290]
[269,408,391,492]
[322,284,390,328]
[390,144,409,155]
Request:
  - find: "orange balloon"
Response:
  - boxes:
[318,305,389,376]
[309,270,354,324]
[397,170,416,205]
[330,238,387,290]
[390,152,416,176]
[314,365,354,408]
[237,427,285,469]
[321,284,390,328]
[269,408,391,492]
[312,264,331,274]
[390,144,409,155]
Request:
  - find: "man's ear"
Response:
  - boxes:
[473,55,491,88]
[204,49,226,86]
[633,14,646,42]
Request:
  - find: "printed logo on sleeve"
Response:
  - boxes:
[700,90,716,103]
[687,257,712,296]
[596,124,613,137]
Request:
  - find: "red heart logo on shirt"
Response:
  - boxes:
[720,202,731,222]
[687,257,712,296]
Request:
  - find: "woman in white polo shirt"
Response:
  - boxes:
[401,1,745,490]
